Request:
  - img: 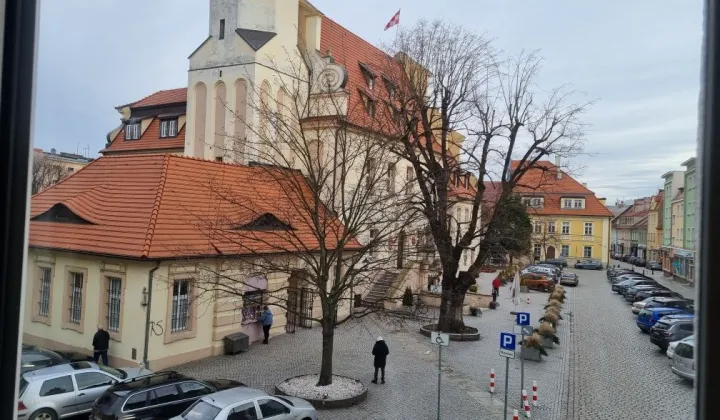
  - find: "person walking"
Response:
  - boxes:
[492,277,501,302]
[258,306,273,344]
[372,336,390,384]
[92,325,110,366]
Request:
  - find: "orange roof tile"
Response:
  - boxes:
[512,160,613,217]
[29,154,360,259]
[102,117,186,154]
[120,88,187,109]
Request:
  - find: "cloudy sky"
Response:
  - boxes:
[34,0,702,202]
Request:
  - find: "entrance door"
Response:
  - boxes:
[299,288,314,328]
[546,246,556,259]
[285,288,298,333]
[397,230,406,269]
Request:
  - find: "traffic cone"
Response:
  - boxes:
[489,369,495,393]
[522,389,531,417]
[532,381,538,406]
[512,409,520,420]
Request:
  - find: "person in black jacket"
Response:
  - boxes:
[371,336,390,384]
[92,325,110,366]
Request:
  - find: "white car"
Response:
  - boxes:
[172,387,318,420]
[667,335,694,359]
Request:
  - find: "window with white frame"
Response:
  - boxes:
[534,221,542,233]
[107,277,122,332]
[387,163,396,194]
[584,222,593,236]
[561,221,570,235]
[531,198,542,207]
[171,280,191,332]
[574,199,584,208]
[69,272,84,324]
[159,118,178,138]
[533,244,541,257]
[583,246,592,258]
[39,267,51,317]
[125,122,140,140]
[561,245,570,257]
[547,221,556,234]
[562,199,573,208]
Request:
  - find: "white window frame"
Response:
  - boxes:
[171,280,191,333]
[583,246,592,258]
[562,199,572,208]
[561,222,570,235]
[533,244,541,257]
[547,221,556,234]
[561,245,570,257]
[534,221,542,234]
[584,222,593,236]
[574,199,584,208]
[125,123,140,140]
[107,277,122,332]
[39,267,52,317]
[160,118,178,138]
[69,272,84,324]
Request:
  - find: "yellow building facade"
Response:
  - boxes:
[530,215,612,264]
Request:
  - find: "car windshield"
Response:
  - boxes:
[181,400,222,420]
[674,343,694,359]
[99,365,126,379]
[18,377,28,396]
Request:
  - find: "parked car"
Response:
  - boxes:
[614,279,659,294]
[636,307,691,332]
[17,361,150,420]
[540,258,568,268]
[520,272,556,292]
[667,335,694,359]
[559,272,579,286]
[621,254,634,262]
[537,263,562,275]
[671,340,695,382]
[607,268,636,281]
[521,265,559,282]
[20,344,90,374]
[644,297,694,312]
[90,370,245,420]
[634,289,684,303]
[574,259,603,270]
[634,257,646,267]
[646,260,662,271]
[623,284,669,302]
[649,314,694,350]
[170,387,319,420]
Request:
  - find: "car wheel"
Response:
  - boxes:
[29,409,57,420]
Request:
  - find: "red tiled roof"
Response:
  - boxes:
[29,154,360,259]
[512,160,613,217]
[120,88,187,109]
[102,117,186,154]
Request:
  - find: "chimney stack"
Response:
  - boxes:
[555,156,562,179]
[582,182,587,188]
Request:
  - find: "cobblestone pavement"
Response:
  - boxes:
[564,265,695,419]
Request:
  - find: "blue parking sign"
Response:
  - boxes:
[500,332,516,350]
[516,312,530,326]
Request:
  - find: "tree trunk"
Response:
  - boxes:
[437,270,472,333]
[317,321,335,386]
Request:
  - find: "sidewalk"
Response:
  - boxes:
[609,261,695,300]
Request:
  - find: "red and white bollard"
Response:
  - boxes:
[522,389,531,417]
[532,381,538,406]
[512,409,520,420]
[489,369,495,393]
[525,296,531,305]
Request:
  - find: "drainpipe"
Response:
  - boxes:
[143,261,161,370]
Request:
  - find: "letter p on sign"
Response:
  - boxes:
[516,312,530,326]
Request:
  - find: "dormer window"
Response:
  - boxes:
[125,122,140,140]
[359,63,376,90]
[522,197,544,208]
[574,199,584,208]
[562,198,585,209]
[383,76,396,100]
[360,92,376,117]
[562,199,572,208]
[160,118,178,138]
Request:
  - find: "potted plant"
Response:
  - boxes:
[521,333,548,361]
[550,290,566,303]
[544,305,563,320]
[539,311,559,328]
[545,299,563,310]
[534,322,560,348]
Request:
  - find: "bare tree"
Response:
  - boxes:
[381,20,591,332]
[32,153,68,194]
[172,48,418,386]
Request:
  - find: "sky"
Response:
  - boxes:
[34,0,703,202]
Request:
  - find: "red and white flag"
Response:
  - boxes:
[384,9,400,31]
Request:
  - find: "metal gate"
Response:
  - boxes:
[299,287,314,328]
[285,288,298,333]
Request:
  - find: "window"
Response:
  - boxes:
[159,118,178,138]
[387,163,396,194]
[583,246,592,258]
[124,391,151,411]
[125,122,140,140]
[258,399,291,417]
[574,199,583,208]
[366,158,375,191]
[67,167,74,172]
[561,245,570,257]
[39,376,74,396]
[229,402,259,420]
[106,277,122,332]
[561,222,570,235]
[584,222,593,236]
[534,221,542,233]
[152,384,182,404]
[533,244,541,256]
[405,166,414,194]
[69,272,83,324]
[179,381,213,398]
[368,77,374,90]
[547,221,556,234]
[75,372,115,390]
[185,400,222,420]
[39,266,51,317]
[562,199,572,208]
[531,198,542,207]
[171,280,190,332]
[219,19,225,39]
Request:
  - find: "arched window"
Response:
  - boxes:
[234,79,247,162]
[214,82,227,159]
[259,81,272,160]
[193,82,207,158]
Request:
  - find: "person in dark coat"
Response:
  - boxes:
[92,325,110,366]
[371,336,390,384]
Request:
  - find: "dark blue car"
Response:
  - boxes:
[636,307,692,333]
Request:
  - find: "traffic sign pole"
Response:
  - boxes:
[430,332,448,420]
[437,344,442,420]
[503,356,510,418]
[520,332,525,409]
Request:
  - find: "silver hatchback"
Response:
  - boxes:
[17,361,150,420]
[671,341,695,382]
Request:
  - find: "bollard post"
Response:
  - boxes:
[522,389,531,417]
[532,381,538,406]
[512,409,520,420]
[489,369,495,393]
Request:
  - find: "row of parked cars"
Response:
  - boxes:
[611,253,662,271]
[520,260,579,291]
[17,344,318,420]
[606,266,695,382]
